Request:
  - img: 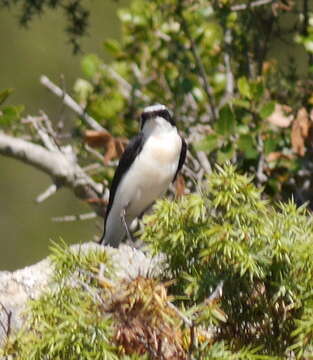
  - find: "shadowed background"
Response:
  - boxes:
[0,1,127,270]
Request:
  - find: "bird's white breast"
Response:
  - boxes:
[120,127,181,217]
[104,117,182,246]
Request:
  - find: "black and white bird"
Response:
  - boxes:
[99,104,187,247]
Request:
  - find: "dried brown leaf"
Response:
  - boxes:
[103,138,118,165]
[175,175,185,197]
[84,130,111,147]
[291,107,310,156]
[106,277,187,359]
[266,152,294,162]
[115,138,128,157]
[267,104,293,128]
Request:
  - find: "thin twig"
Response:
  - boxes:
[52,212,97,222]
[207,281,224,303]
[179,14,218,122]
[72,277,106,306]
[40,75,107,132]
[167,301,193,327]
[40,111,60,146]
[102,64,149,102]
[0,302,12,339]
[36,184,58,203]
[220,28,234,108]
[23,115,59,151]
[256,135,268,185]
[231,0,276,11]
[84,144,104,162]
[196,151,212,175]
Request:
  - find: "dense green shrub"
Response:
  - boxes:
[142,164,313,357]
[2,165,313,359]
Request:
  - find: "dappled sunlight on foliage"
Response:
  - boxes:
[142,164,313,357]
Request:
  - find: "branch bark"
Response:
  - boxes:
[177,7,218,123]
[40,75,107,132]
[0,132,105,215]
[231,0,276,11]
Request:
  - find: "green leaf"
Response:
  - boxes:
[238,134,258,159]
[217,142,235,162]
[264,134,279,154]
[215,104,236,135]
[180,78,194,93]
[259,101,276,119]
[103,39,122,56]
[194,134,219,153]
[0,105,24,127]
[252,82,264,101]
[81,54,102,78]
[238,77,252,99]
[0,88,14,106]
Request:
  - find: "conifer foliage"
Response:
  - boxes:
[142,165,313,357]
[2,165,313,359]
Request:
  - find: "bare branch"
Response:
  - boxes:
[0,302,12,339]
[220,28,235,108]
[231,0,276,11]
[40,75,107,132]
[0,132,106,215]
[102,64,149,102]
[84,143,104,162]
[36,184,58,203]
[256,135,268,185]
[196,151,212,175]
[178,12,218,123]
[23,115,59,151]
[52,212,97,222]
[167,301,193,328]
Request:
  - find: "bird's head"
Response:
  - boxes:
[140,104,175,130]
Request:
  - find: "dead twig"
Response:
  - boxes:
[231,0,276,11]
[40,75,107,132]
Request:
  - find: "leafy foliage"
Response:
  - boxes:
[67,0,313,207]
[0,89,24,130]
[142,164,313,357]
[2,1,313,357]
[2,0,313,207]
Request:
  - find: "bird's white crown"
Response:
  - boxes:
[143,104,167,114]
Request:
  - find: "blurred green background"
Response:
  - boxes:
[0,1,127,270]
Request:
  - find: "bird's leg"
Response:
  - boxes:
[120,208,135,243]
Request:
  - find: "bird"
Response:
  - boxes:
[99,104,187,247]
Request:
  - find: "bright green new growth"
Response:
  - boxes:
[5,242,119,360]
[142,164,313,357]
[3,165,313,359]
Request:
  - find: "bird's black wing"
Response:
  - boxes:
[104,132,144,223]
[173,137,187,182]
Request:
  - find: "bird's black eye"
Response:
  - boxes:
[158,109,171,122]
[140,112,149,129]
[140,107,175,128]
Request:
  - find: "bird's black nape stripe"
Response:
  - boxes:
[140,108,175,128]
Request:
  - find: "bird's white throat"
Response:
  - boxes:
[142,116,175,138]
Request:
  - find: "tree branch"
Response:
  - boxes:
[40,75,107,132]
[178,10,218,123]
[0,132,106,215]
[220,28,235,108]
[231,0,276,11]
[52,212,97,222]
[36,184,58,203]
